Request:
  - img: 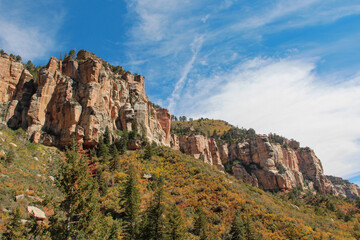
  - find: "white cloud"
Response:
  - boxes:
[201,14,210,23]
[128,0,195,43]
[0,0,64,60]
[124,0,360,180]
[0,21,55,60]
[168,35,204,111]
[177,57,360,178]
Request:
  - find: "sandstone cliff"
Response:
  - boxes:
[326,175,360,199]
[0,51,171,147]
[179,134,224,171]
[175,133,336,194]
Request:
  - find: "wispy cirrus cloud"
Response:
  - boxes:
[168,35,204,111]
[124,0,360,181]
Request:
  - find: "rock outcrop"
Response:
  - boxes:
[226,135,335,193]
[0,54,24,103]
[179,134,224,171]
[0,51,171,147]
[174,134,336,194]
[326,175,360,199]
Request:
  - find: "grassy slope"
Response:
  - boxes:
[0,125,63,232]
[0,125,359,239]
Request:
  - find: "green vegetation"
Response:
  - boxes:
[1,125,360,239]
[24,60,43,82]
[69,49,76,59]
[171,118,258,145]
[171,118,233,137]
[217,127,256,145]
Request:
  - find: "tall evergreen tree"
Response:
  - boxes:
[143,143,154,160]
[129,120,139,140]
[165,204,186,240]
[194,206,208,240]
[243,213,260,240]
[69,49,76,59]
[53,139,101,239]
[141,177,166,240]
[103,126,111,145]
[115,131,128,154]
[96,137,110,162]
[109,144,120,172]
[123,165,141,240]
[229,212,246,240]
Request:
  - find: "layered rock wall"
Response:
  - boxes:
[326,175,360,199]
[0,54,24,103]
[175,134,336,194]
[179,134,224,171]
[0,51,170,147]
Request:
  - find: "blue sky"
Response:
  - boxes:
[1,0,360,184]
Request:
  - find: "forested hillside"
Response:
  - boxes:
[1,125,360,239]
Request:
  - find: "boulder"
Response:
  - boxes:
[27,206,46,220]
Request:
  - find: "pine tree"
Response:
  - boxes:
[165,204,186,240]
[129,119,139,140]
[123,165,140,240]
[53,139,101,239]
[141,177,166,240]
[115,131,128,154]
[104,126,111,145]
[143,143,153,160]
[15,55,22,62]
[194,206,208,240]
[229,212,246,240]
[243,213,261,240]
[110,143,118,158]
[212,130,218,139]
[69,49,76,59]
[96,137,110,162]
[109,144,120,171]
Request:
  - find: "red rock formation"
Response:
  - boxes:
[224,135,335,193]
[174,133,336,194]
[327,175,360,199]
[170,133,180,151]
[0,54,24,102]
[0,51,171,147]
[178,134,224,171]
[156,109,171,145]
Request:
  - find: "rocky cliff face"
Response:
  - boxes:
[175,133,337,194]
[0,54,24,103]
[0,51,170,147]
[179,135,224,171]
[326,175,360,199]
[228,135,335,193]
